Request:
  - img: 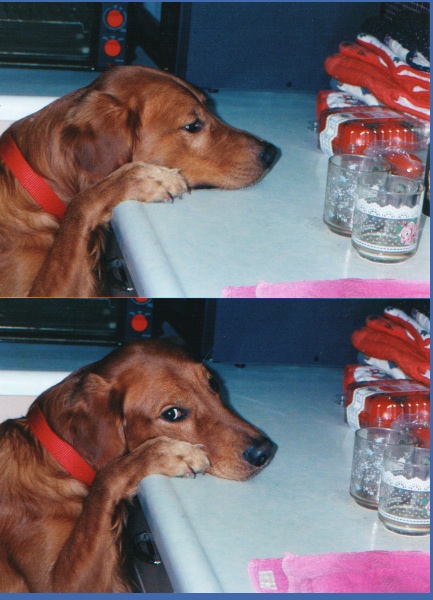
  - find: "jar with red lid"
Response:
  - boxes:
[318,106,429,166]
[391,412,431,448]
[345,380,430,430]
[343,364,392,394]
[411,426,430,448]
[345,379,411,407]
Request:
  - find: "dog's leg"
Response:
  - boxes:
[46,437,209,592]
[29,163,188,297]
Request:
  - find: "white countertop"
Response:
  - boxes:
[0,363,429,593]
[111,91,430,297]
[0,90,429,298]
[136,363,430,593]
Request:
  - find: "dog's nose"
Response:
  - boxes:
[259,143,278,169]
[243,437,274,467]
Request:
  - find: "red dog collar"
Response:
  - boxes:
[27,404,96,486]
[0,133,66,219]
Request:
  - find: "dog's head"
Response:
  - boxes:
[47,66,277,193]
[40,339,274,482]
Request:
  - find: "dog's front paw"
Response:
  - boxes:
[95,437,210,501]
[171,440,211,478]
[145,165,190,204]
[144,436,211,478]
[121,162,190,203]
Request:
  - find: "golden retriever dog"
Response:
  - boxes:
[0,66,277,297]
[0,339,274,591]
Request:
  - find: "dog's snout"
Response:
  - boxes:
[259,143,278,169]
[243,437,274,467]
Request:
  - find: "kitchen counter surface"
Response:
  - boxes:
[0,362,429,593]
[136,363,430,593]
[111,90,429,297]
[0,80,429,298]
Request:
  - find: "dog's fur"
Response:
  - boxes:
[0,339,274,592]
[0,66,277,297]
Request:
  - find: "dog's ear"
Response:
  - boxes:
[49,372,128,469]
[60,90,141,184]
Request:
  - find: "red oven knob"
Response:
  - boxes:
[104,39,122,57]
[105,8,125,29]
[130,314,149,332]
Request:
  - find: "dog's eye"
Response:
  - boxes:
[182,119,204,133]
[208,377,219,393]
[161,407,187,422]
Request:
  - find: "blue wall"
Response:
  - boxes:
[184,2,382,91]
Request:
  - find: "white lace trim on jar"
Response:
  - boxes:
[356,199,422,219]
[382,470,430,491]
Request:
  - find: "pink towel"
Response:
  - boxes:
[249,551,430,593]
[222,279,430,299]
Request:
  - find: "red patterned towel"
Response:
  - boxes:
[324,39,430,120]
[352,307,430,385]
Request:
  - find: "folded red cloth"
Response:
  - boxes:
[356,34,430,95]
[249,551,430,593]
[339,41,390,73]
[325,52,430,120]
[352,324,430,385]
[365,314,429,358]
[384,306,430,354]
[366,315,418,346]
